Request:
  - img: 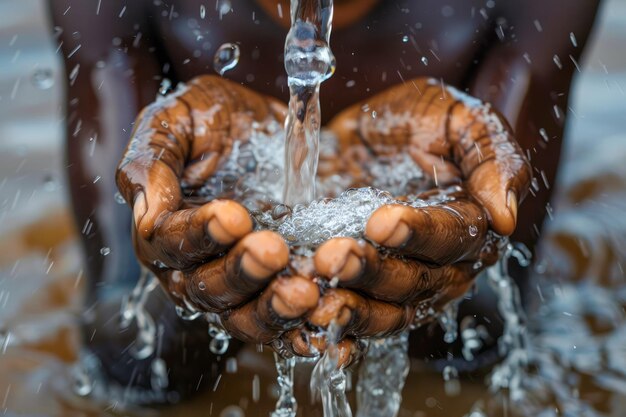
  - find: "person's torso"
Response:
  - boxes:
[148,0,496,120]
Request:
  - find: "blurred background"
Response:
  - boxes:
[1,0,626,416]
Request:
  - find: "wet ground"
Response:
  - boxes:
[1,0,626,416]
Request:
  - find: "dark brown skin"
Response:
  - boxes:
[49,0,601,400]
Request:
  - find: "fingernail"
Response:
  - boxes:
[365,206,411,248]
[133,192,149,235]
[241,232,289,280]
[315,239,363,281]
[506,190,518,227]
[207,201,252,245]
[270,277,319,319]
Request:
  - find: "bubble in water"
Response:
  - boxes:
[402,35,409,43]
[198,281,206,291]
[114,191,126,204]
[469,225,478,236]
[570,32,578,47]
[421,56,429,66]
[32,68,54,90]
[213,43,240,76]
[553,55,563,70]
[200,4,206,19]
[100,247,111,256]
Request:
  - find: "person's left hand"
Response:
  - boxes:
[280,78,531,362]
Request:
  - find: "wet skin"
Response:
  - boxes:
[50,0,600,400]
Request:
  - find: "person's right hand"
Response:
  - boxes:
[116,75,320,344]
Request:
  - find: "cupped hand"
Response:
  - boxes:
[281,78,531,362]
[116,75,319,344]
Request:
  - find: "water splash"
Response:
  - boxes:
[438,300,460,343]
[271,353,297,417]
[355,332,410,417]
[310,321,352,417]
[119,267,159,359]
[486,242,531,402]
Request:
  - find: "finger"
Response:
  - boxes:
[446,93,532,236]
[327,78,531,236]
[116,75,285,265]
[281,329,363,369]
[314,238,434,304]
[220,276,320,344]
[365,198,489,264]
[308,289,415,339]
[134,199,253,270]
[183,231,289,312]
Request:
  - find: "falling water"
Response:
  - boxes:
[282,0,336,205]
[309,321,352,417]
[486,242,532,402]
[355,332,410,417]
[119,266,159,360]
[271,353,297,417]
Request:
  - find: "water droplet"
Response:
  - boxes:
[469,225,478,237]
[32,68,54,90]
[200,4,206,19]
[421,56,429,66]
[553,54,563,70]
[570,32,578,47]
[252,374,261,402]
[371,111,377,119]
[72,365,93,396]
[198,281,206,291]
[210,334,230,355]
[158,78,172,96]
[401,35,409,43]
[213,43,240,76]
[150,357,169,390]
[226,357,238,373]
[100,247,111,256]
[161,120,169,128]
[221,405,245,417]
[175,305,202,321]
[442,365,460,396]
[473,260,483,270]
[153,260,167,269]
[114,191,126,204]
[217,0,231,18]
